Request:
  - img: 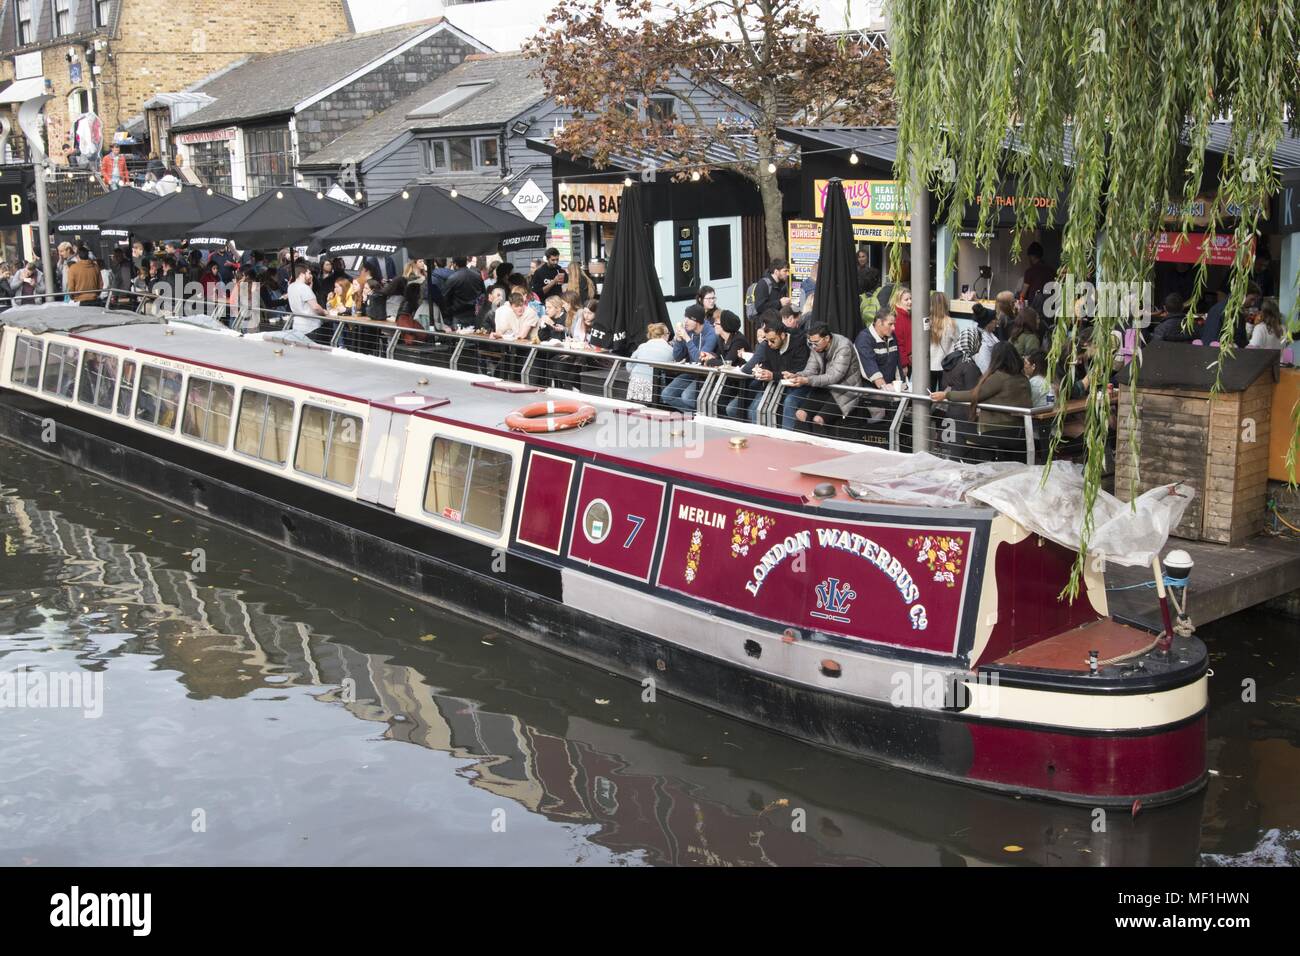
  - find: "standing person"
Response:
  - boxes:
[444,257,486,329]
[228,265,260,332]
[287,265,329,342]
[930,341,1032,461]
[928,291,958,381]
[66,247,103,305]
[530,248,568,302]
[855,306,902,394]
[801,260,819,304]
[747,258,791,318]
[969,302,1004,373]
[1025,350,1050,406]
[313,258,335,307]
[1018,241,1054,303]
[394,261,425,346]
[363,254,397,283]
[55,242,75,297]
[889,286,914,378]
[100,144,129,190]
[106,248,134,309]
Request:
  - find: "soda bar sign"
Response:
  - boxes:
[557,183,623,223]
[657,488,975,656]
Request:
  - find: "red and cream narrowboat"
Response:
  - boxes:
[0,306,1208,805]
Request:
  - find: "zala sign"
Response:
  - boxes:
[511,178,549,222]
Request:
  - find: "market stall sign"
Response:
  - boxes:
[1162,195,1265,226]
[0,184,27,227]
[787,219,911,281]
[511,178,549,222]
[1151,231,1253,266]
[176,127,236,145]
[673,219,697,298]
[814,179,909,221]
[557,183,623,223]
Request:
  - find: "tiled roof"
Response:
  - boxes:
[300,54,544,168]
[171,21,449,132]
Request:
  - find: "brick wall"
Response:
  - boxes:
[12,0,350,161]
[295,30,478,159]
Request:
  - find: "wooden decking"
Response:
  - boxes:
[1106,533,1300,630]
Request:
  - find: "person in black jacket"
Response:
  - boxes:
[1149,293,1195,343]
[749,259,791,317]
[735,313,809,427]
[443,257,486,329]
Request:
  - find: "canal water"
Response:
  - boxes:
[1,443,1296,866]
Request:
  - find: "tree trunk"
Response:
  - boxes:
[754,129,786,261]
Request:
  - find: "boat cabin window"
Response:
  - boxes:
[235,389,295,466]
[77,351,120,412]
[294,405,362,487]
[10,336,43,388]
[181,377,236,448]
[116,360,137,416]
[423,437,512,535]
[135,365,183,431]
[40,343,80,400]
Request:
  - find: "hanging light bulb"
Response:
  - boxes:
[849,151,860,165]
[450,187,458,198]
[767,162,777,174]
[275,190,284,199]
[501,185,510,196]
[355,190,363,201]
[622,176,633,187]
[316,191,324,199]
[401,189,410,199]
[558,181,568,193]
[690,170,701,182]
[206,187,213,195]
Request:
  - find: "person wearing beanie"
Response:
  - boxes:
[707,309,750,367]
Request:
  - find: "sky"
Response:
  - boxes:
[346,0,889,51]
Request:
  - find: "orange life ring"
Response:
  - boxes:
[505,400,597,433]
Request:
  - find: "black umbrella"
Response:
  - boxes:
[307,183,546,259]
[187,186,357,250]
[104,186,243,242]
[811,178,861,341]
[50,188,158,243]
[589,182,667,355]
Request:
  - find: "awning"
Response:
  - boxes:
[0,77,46,105]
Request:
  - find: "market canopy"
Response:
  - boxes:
[306,182,546,259]
[589,182,667,355]
[186,186,358,250]
[50,188,159,241]
[104,186,243,241]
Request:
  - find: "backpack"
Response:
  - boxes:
[744,276,772,319]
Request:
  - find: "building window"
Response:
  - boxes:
[647,96,676,124]
[16,0,33,45]
[188,140,233,196]
[135,365,183,431]
[423,437,512,534]
[40,343,79,399]
[10,336,43,388]
[234,389,295,466]
[294,405,361,487]
[53,0,71,37]
[116,359,136,416]
[707,224,733,281]
[77,350,120,411]
[424,136,500,174]
[95,0,111,28]
[244,127,293,198]
[181,377,235,447]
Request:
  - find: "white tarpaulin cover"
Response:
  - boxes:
[846,454,1194,567]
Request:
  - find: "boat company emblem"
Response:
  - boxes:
[812,577,857,624]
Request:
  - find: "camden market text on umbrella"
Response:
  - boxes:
[307,182,546,260]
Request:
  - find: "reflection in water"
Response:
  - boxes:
[1,444,1292,865]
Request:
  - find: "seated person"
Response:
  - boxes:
[662,305,719,414]
[1149,293,1195,343]
[727,313,810,427]
[790,323,863,432]
[627,323,675,404]
[930,341,1032,461]
[1199,283,1259,347]
[1025,350,1050,406]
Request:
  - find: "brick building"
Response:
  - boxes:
[167,18,486,199]
[0,0,353,162]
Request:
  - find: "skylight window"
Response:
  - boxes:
[407,81,494,120]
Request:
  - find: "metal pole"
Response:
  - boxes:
[909,165,931,452]
[19,95,57,292]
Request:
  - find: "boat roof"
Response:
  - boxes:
[7,308,985,513]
